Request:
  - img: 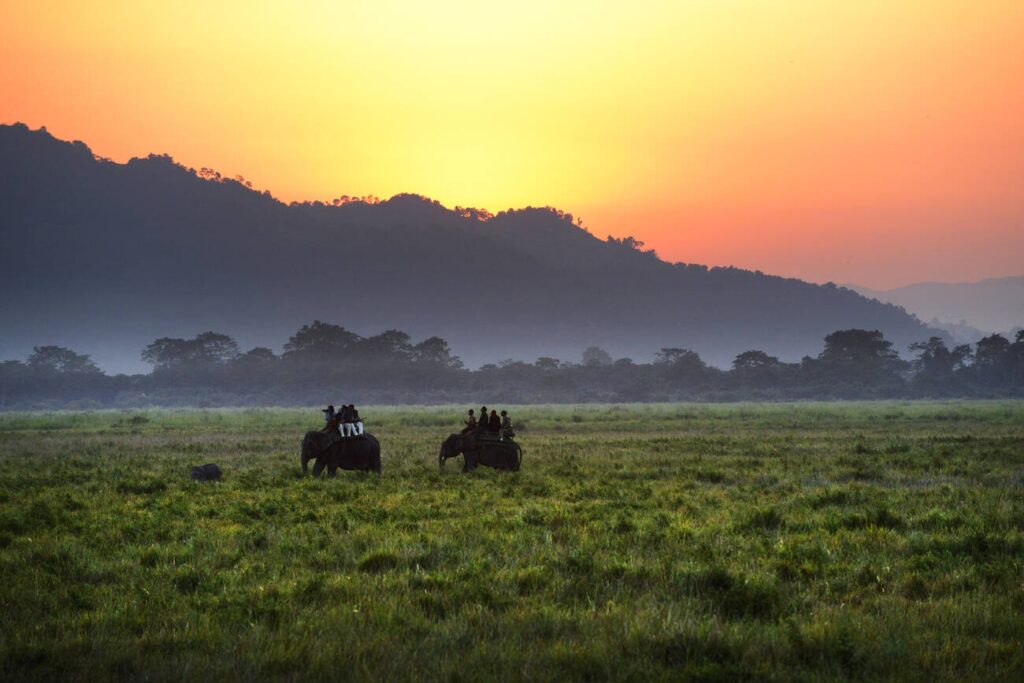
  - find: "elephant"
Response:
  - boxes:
[439,433,522,472]
[301,431,381,476]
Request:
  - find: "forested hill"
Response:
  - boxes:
[0,123,938,373]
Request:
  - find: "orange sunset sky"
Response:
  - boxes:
[2,0,1022,289]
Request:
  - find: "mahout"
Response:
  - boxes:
[301,430,381,475]
[439,432,522,472]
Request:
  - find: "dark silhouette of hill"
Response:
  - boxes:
[0,123,940,373]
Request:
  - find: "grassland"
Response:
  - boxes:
[1,402,1022,681]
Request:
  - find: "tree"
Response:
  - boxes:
[814,329,905,387]
[142,332,239,370]
[283,321,360,359]
[970,333,1009,389]
[655,347,703,366]
[141,337,191,370]
[908,337,971,384]
[820,330,898,366]
[655,347,710,386]
[245,347,276,360]
[193,332,240,365]
[412,336,463,369]
[1009,330,1024,387]
[235,347,277,365]
[535,357,561,371]
[731,350,786,388]
[732,350,780,372]
[582,346,612,367]
[27,346,101,374]
[360,330,414,361]
[975,334,1009,368]
[607,235,647,251]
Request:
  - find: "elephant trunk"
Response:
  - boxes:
[439,434,459,468]
[301,433,315,474]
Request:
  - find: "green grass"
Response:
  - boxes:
[1,402,1022,681]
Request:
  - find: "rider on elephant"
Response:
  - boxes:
[350,405,364,435]
[322,404,336,430]
[501,410,514,440]
[461,409,477,435]
[338,404,353,436]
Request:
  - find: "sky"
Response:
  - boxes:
[2,0,1022,289]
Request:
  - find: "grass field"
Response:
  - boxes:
[1,402,1022,681]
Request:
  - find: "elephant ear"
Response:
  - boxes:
[304,432,320,451]
[316,431,341,451]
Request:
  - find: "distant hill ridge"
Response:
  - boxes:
[849,277,1024,338]
[0,122,939,373]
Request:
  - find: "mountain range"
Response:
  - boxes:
[0,123,942,374]
[850,278,1024,342]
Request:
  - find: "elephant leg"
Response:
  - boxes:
[312,458,326,477]
[328,460,338,477]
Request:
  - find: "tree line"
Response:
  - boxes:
[2,322,1023,409]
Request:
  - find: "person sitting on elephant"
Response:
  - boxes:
[323,415,339,435]
[322,405,340,434]
[350,405,364,435]
[500,410,514,440]
[477,407,488,433]
[461,409,477,435]
[338,404,354,436]
[488,409,501,434]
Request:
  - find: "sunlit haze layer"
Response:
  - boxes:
[2,1,1022,288]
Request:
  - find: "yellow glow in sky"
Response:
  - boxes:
[2,0,1022,287]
